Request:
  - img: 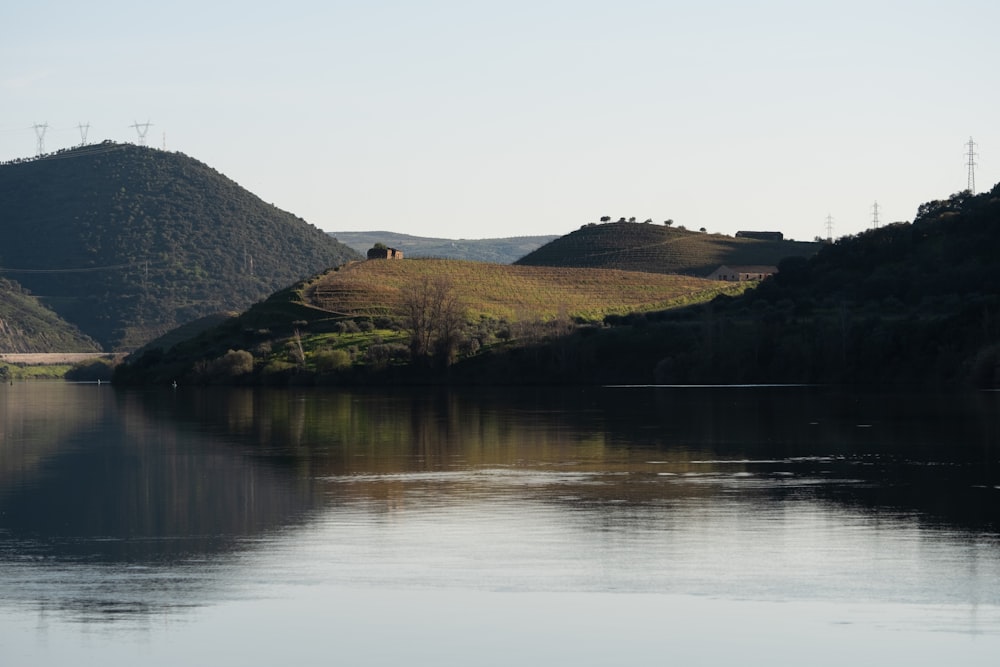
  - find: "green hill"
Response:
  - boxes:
[515,221,819,275]
[0,142,360,351]
[331,231,558,263]
[114,258,745,385]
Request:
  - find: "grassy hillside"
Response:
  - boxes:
[515,221,819,276]
[331,231,558,263]
[0,142,360,351]
[306,259,740,321]
[115,258,747,385]
[0,277,100,352]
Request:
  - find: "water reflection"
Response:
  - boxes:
[1,383,999,629]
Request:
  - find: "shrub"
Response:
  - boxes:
[209,349,254,378]
[313,349,351,373]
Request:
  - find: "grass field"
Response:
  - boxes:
[305,259,749,323]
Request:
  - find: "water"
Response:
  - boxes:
[1,383,999,665]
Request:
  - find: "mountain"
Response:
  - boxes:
[0,142,360,351]
[515,221,819,276]
[330,231,558,264]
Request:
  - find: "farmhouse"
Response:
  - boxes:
[735,231,784,241]
[367,246,404,260]
[707,265,778,282]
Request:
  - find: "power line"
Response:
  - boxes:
[0,260,164,274]
[872,201,880,229]
[825,213,834,241]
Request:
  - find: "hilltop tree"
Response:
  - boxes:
[600,216,611,223]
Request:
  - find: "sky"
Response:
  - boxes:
[2,1,998,241]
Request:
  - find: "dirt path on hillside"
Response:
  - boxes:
[0,353,126,365]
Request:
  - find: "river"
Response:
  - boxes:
[1,383,998,665]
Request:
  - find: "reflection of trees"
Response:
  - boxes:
[0,388,319,565]
[165,385,1000,532]
[0,384,106,488]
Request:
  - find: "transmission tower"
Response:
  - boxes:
[825,213,834,241]
[32,122,49,155]
[872,201,880,229]
[77,122,90,146]
[130,120,153,146]
[966,136,978,194]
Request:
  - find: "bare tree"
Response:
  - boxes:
[399,276,467,366]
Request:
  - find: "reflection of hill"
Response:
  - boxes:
[0,384,106,487]
[4,384,998,623]
[0,388,320,566]
[157,386,1000,533]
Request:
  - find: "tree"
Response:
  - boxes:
[600,215,611,223]
[664,219,674,226]
[399,276,467,367]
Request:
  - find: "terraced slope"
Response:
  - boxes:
[304,258,744,322]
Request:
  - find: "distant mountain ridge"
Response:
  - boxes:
[0,142,360,351]
[330,231,558,264]
[516,222,819,276]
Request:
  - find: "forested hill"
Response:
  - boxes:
[0,142,360,351]
[515,221,819,276]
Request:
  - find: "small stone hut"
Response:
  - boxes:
[367,246,404,260]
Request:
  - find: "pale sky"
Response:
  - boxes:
[2,1,997,241]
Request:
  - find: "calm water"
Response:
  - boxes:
[1,383,999,665]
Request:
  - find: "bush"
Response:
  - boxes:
[313,349,351,373]
[208,349,254,378]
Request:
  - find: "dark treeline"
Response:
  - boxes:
[459,186,1000,387]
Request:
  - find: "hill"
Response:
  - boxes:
[475,186,1000,386]
[116,184,1000,388]
[114,258,745,385]
[0,142,360,351]
[0,277,100,352]
[515,221,819,276]
[330,231,558,263]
